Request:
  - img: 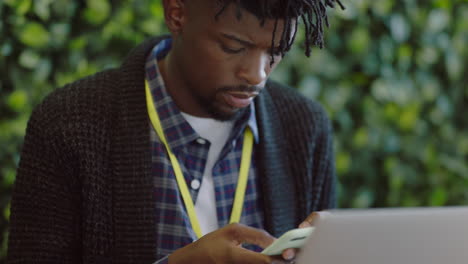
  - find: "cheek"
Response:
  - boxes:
[189,39,237,86]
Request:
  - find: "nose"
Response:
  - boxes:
[237,52,269,86]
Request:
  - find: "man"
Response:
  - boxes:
[7,0,343,263]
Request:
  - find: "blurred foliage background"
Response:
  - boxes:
[0,0,467,261]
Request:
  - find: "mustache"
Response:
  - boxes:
[218,85,263,94]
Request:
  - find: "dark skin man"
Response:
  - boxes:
[161,0,319,263]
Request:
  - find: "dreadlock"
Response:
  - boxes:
[214,0,345,63]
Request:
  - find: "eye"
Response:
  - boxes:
[219,43,244,54]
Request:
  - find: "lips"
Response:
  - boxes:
[221,91,258,109]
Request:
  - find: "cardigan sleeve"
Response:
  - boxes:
[7,102,81,263]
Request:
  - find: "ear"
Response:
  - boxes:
[162,0,187,36]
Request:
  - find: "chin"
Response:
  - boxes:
[209,105,246,122]
[210,110,241,122]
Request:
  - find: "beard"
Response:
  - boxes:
[192,85,262,122]
[206,101,247,121]
[193,91,246,121]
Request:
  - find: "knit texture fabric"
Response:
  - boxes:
[7,36,336,263]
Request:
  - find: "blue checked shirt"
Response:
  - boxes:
[146,39,264,263]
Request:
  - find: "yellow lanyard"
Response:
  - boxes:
[145,81,253,239]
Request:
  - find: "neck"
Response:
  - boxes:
[157,50,211,118]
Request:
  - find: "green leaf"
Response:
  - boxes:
[3,168,16,188]
[34,0,53,21]
[51,0,78,19]
[83,0,111,25]
[348,27,370,54]
[33,59,52,83]
[445,50,463,81]
[336,152,351,174]
[398,104,420,132]
[19,49,41,69]
[397,44,413,71]
[429,187,448,206]
[18,22,50,48]
[4,0,32,15]
[50,23,71,47]
[372,0,395,17]
[7,90,28,112]
[433,0,452,9]
[390,14,410,43]
[69,36,87,50]
[1,42,13,57]
[427,9,450,33]
[352,190,375,208]
[149,1,164,19]
[353,127,369,148]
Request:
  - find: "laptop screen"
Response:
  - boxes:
[297,207,468,264]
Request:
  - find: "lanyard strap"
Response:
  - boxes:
[145,81,253,239]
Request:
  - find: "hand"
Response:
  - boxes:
[168,223,292,264]
[281,211,328,261]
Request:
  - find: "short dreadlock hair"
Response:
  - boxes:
[214,0,345,60]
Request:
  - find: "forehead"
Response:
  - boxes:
[187,0,292,48]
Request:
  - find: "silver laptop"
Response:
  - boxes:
[297,207,468,264]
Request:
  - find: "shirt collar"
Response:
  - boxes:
[248,104,259,142]
[145,38,259,150]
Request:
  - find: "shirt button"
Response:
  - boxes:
[191,179,201,190]
[196,138,207,145]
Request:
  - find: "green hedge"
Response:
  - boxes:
[1,0,467,260]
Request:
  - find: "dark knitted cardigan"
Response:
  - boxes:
[7,36,335,263]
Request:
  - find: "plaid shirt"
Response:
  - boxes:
[145,39,264,262]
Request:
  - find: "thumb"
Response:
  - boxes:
[299,211,330,228]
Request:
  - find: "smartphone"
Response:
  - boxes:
[261,227,315,256]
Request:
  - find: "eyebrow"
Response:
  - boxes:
[220,33,283,53]
[221,33,255,48]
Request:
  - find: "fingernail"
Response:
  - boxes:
[284,249,295,260]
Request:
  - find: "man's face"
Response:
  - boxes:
[169,0,293,121]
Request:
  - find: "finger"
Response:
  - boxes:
[299,211,322,228]
[271,254,297,264]
[281,248,296,260]
[231,247,273,264]
[224,223,276,249]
